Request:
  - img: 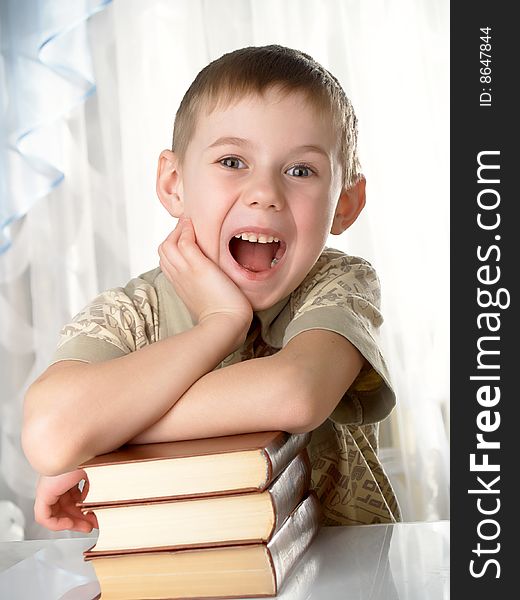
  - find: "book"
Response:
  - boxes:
[78,430,311,507]
[86,492,321,600]
[83,450,311,556]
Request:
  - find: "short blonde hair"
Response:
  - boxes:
[172,45,361,189]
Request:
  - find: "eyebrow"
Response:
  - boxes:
[294,144,330,158]
[207,137,330,158]
[207,137,250,149]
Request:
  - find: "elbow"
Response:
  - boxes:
[280,365,324,434]
[22,422,79,477]
[286,398,323,433]
[22,382,86,476]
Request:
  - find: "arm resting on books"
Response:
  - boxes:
[23,219,257,476]
[22,314,249,476]
[129,328,364,444]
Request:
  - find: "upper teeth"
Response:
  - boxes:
[234,232,279,243]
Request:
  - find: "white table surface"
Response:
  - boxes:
[0,520,449,599]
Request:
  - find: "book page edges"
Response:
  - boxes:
[80,431,297,506]
[79,451,268,507]
[83,450,310,558]
[89,545,276,599]
[80,431,309,507]
[85,497,319,598]
[85,492,274,556]
[83,456,312,559]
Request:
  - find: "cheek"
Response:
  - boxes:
[295,204,332,248]
[183,187,227,262]
[188,216,217,261]
[183,169,233,218]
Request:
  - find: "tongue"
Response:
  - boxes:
[232,239,275,272]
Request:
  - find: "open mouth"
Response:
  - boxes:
[228,231,286,273]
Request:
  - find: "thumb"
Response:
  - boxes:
[181,217,195,235]
[179,217,198,249]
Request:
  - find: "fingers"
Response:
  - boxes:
[158,219,183,275]
[57,487,98,531]
[83,510,99,529]
[35,493,96,532]
[57,493,97,531]
[42,514,94,533]
[34,470,97,533]
[156,217,251,326]
[159,218,207,277]
[177,218,197,255]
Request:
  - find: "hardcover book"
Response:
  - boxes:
[83,450,311,556]
[86,492,321,600]
[78,430,311,507]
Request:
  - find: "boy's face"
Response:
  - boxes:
[163,89,354,311]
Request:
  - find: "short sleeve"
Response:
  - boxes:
[51,277,160,365]
[283,250,396,425]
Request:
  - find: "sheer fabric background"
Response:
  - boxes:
[0,0,449,539]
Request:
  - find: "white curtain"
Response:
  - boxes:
[0,0,449,539]
[0,0,128,539]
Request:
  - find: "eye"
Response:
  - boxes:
[286,164,314,177]
[220,156,246,169]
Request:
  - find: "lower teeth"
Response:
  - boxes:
[270,258,279,268]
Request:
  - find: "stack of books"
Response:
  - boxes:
[78,431,320,599]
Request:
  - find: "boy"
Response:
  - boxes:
[22,45,400,532]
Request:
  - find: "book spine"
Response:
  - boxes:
[268,450,311,533]
[267,492,321,594]
[263,431,311,484]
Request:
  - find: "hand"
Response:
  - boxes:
[159,218,253,335]
[34,469,98,533]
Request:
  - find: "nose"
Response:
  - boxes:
[242,170,285,211]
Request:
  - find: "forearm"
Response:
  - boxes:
[23,316,246,475]
[130,329,364,444]
[129,355,311,444]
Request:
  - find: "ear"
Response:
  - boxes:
[156,149,184,218]
[330,177,366,235]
